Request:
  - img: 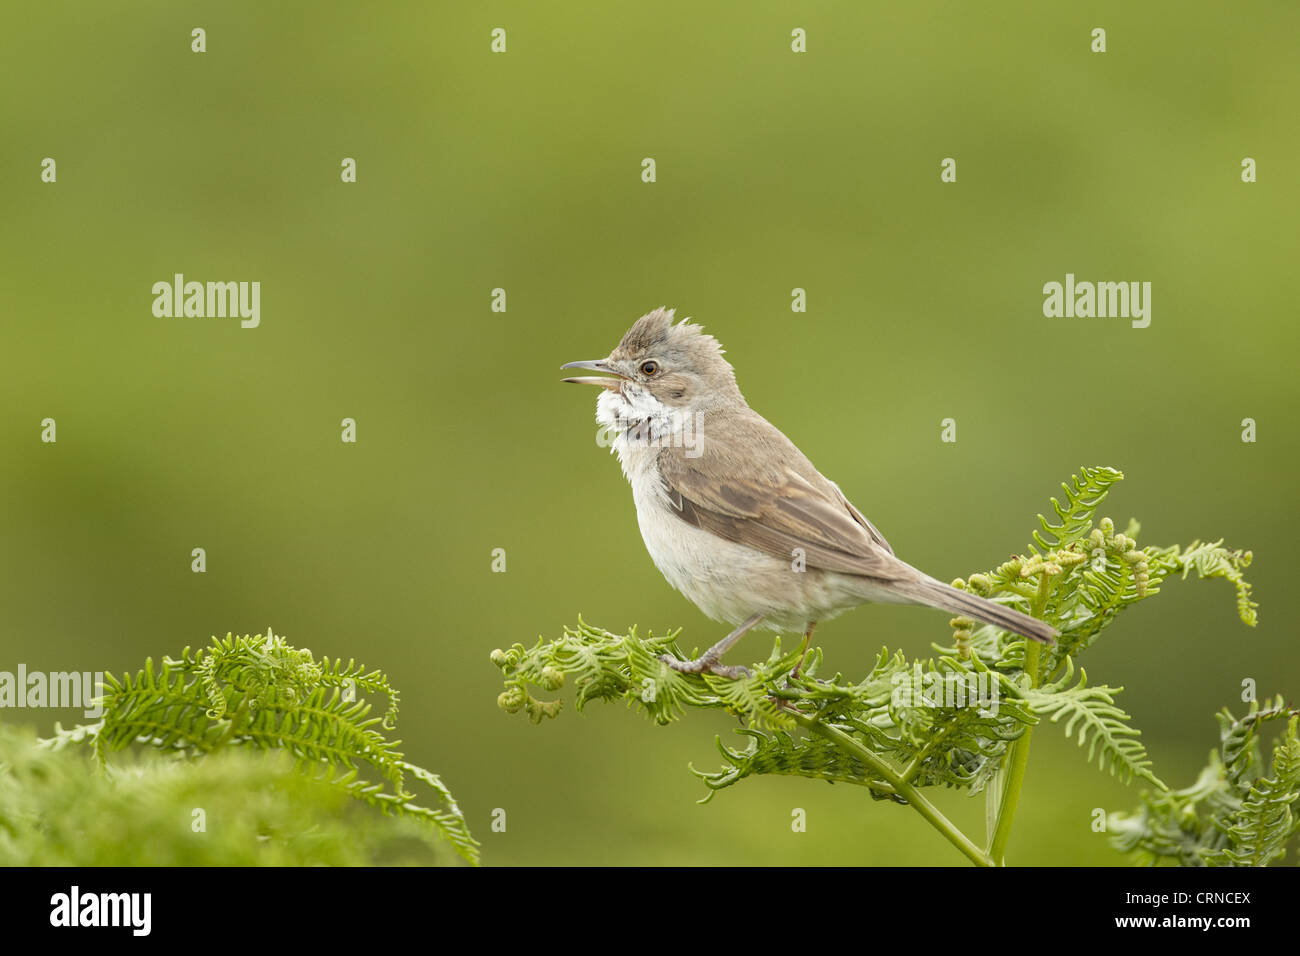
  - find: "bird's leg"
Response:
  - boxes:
[791,621,817,679]
[661,613,763,679]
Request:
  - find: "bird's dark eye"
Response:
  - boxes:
[640,360,660,376]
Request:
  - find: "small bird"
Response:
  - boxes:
[562,308,1056,679]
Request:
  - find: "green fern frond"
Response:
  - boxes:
[691,728,898,802]
[492,617,796,728]
[37,721,101,752]
[1173,540,1258,627]
[1216,696,1292,784]
[503,466,1269,867]
[1110,698,1299,866]
[1031,466,1125,553]
[1203,716,1300,866]
[703,674,797,729]
[955,492,1256,679]
[3,726,462,866]
[1107,756,1235,866]
[80,629,478,864]
[884,656,1034,792]
[1025,658,1163,788]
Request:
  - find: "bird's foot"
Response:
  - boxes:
[789,621,817,682]
[659,653,751,680]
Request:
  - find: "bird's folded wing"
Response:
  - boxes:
[658,448,910,581]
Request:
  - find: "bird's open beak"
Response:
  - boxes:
[561,360,626,391]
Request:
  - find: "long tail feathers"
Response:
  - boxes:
[896,576,1058,644]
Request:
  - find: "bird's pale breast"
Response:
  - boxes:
[611,431,880,631]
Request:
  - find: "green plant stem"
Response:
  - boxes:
[987,574,1050,864]
[790,712,994,867]
[988,642,1038,864]
[900,723,953,784]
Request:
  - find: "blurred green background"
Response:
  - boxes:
[2,2,1297,865]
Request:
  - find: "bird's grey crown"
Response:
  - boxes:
[610,307,738,397]
[613,307,724,359]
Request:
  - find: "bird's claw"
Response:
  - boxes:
[659,653,751,680]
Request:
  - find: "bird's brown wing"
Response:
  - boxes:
[657,423,911,581]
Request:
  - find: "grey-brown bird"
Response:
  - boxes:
[563,308,1056,678]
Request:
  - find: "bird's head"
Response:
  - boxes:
[561,307,740,417]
